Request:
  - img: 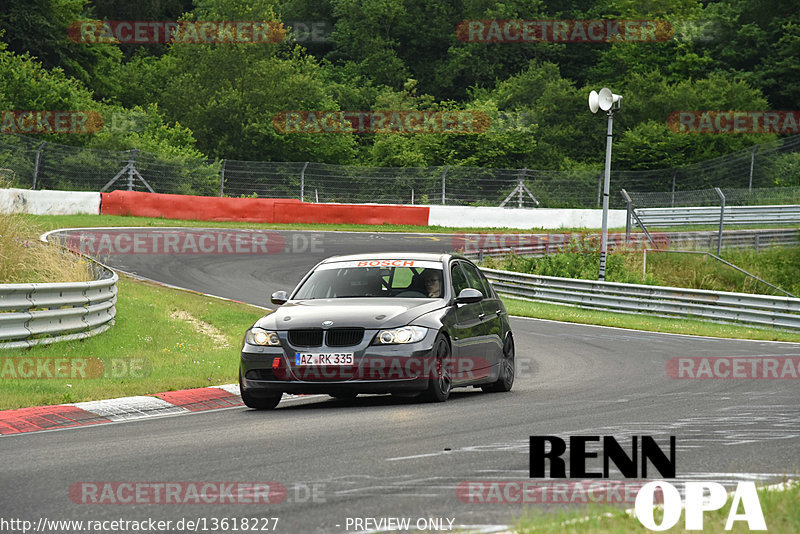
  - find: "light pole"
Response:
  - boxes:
[589,88,622,281]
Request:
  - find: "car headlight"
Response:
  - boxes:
[373,326,428,345]
[246,327,281,346]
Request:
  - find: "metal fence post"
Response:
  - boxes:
[127,149,138,191]
[596,172,603,208]
[748,148,755,191]
[517,168,527,208]
[642,248,647,280]
[715,187,725,255]
[441,165,449,205]
[671,172,676,207]
[300,161,309,202]
[621,189,632,243]
[219,159,226,197]
[32,142,45,189]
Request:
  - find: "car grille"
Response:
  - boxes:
[288,329,324,347]
[326,328,364,347]
[287,328,365,347]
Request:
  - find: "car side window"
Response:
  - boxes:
[477,269,496,298]
[450,262,469,296]
[461,262,489,296]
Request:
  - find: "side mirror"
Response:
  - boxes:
[270,290,289,306]
[455,287,483,304]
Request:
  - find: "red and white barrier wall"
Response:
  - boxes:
[1,189,626,229]
[427,205,627,229]
[0,188,100,215]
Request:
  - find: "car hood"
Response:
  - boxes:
[256,298,445,330]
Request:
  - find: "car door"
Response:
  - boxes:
[463,261,505,368]
[449,261,489,384]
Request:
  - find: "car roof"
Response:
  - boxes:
[320,252,463,265]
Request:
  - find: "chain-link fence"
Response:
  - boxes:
[1,132,799,209]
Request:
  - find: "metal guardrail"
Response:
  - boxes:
[0,265,118,349]
[664,229,799,250]
[482,267,800,331]
[634,205,800,227]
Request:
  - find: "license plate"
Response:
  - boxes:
[295,353,354,366]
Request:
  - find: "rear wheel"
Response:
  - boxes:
[421,334,452,402]
[482,335,514,393]
[239,371,282,410]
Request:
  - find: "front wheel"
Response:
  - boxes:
[421,334,452,402]
[482,335,514,393]
[239,371,282,410]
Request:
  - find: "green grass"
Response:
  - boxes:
[504,298,800,343]
[513,481,799,533]
[28,213,623,235]
[0,212,93,283]
[0,275,265,410]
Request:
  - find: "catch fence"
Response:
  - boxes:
[1,133,799,209]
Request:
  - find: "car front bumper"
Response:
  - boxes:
[240,329,438,395]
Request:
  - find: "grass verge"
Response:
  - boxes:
[0,274,265,410]
[0,212,93,283]
[513,481,799,533]
[504,297,800,343]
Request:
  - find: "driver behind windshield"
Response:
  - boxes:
[421,269,442,298]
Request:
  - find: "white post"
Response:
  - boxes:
[599,111,613,281]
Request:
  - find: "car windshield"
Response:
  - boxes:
[293,260,444,299]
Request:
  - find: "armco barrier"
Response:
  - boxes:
[0,266,118,349]
[482,267,800,331]
[635,205,800,227]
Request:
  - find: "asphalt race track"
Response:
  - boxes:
[3,228,799,533]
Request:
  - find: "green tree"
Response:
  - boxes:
[0,0,122,100]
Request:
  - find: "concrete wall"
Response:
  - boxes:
[0,187,627,230]
[0,188,101,215]
[428,205,627,229]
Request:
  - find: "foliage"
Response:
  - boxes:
[0,0,798,191]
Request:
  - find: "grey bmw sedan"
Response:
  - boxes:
[239,252,514,409]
